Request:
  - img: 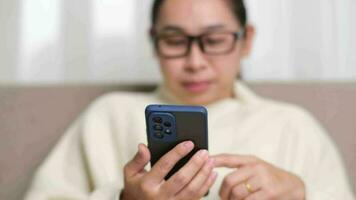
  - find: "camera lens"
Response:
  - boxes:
[163,121,171,127]
[154,132,164,139]
[153,117,162,123]
[153,124,163,131]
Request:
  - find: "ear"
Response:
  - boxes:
[241,25,255,58]
[149,27,156,38]
[148,27,159,57]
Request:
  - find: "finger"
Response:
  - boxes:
[197,170,218,197]
[228,184,249,200]
[173,157,214,197]
[244,190,265,200]
[219,167,254,200]
[124,143,151,178]
[228,175,261,200]
[164,149,209,194]
[244,175,262,194]
[147,141,194,183]
[212,154,258,168]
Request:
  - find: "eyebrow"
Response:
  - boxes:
[159,24,227,34]
[160,26,185,33]
[202,24,227,32]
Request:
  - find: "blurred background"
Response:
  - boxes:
[0,1,356,199]
[0,0,355,85]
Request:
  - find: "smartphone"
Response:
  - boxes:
[145,104,208,180]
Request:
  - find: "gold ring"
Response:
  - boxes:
[244,182,253,193]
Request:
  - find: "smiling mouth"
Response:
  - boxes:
[182,80,212,93]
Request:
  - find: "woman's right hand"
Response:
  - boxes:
[121,141,217,200]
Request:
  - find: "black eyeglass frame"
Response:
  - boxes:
[152,29,245,58]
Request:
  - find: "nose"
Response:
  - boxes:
[184,41,208,72]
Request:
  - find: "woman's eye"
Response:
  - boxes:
[204,37,226,45]
[163,37,187,46]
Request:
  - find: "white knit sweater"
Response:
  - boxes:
[25,82,355,200]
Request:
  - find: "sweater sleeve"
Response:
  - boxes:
[24,96,125,200]
[289,109,355,200]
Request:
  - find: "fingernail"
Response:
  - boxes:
[207,158,215,166]
[198,149,208,158]
[184,141,194,149]
[137,144,143,155]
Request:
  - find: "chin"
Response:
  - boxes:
[169,84,220,105]
[181,93,217,106]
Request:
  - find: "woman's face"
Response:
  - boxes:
[154,0,254,105]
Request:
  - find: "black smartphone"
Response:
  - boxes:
[145,104,208,180]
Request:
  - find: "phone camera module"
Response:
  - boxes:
[154,132,164,139]
[164,129,172,135]
[153,124,163,131]
[163,121,171,127]
[153,117,162,123]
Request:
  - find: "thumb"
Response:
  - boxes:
[124,143,151,178]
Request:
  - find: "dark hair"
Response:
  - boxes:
[151,0,247,28]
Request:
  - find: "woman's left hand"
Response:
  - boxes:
[212,154,305,200]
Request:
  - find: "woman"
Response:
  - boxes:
[25,0,355,199]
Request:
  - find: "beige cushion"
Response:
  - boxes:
[0,83,355,200]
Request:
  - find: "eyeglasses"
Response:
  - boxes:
[153,30,244,58]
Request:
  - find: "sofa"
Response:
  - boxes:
[0,82,355,200]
